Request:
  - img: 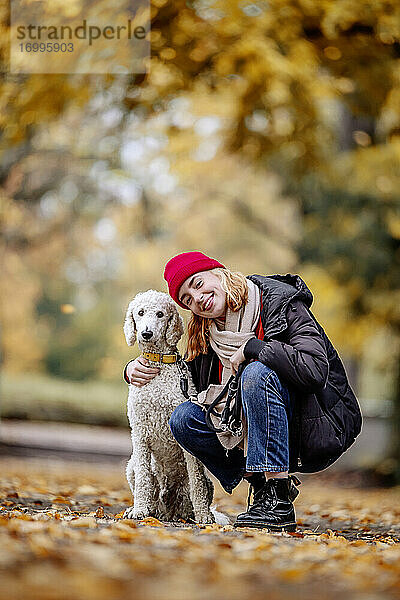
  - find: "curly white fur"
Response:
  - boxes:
[123,289,216,524]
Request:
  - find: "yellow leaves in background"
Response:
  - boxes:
[324,46,342,61]
[301,264,380,356]
[0,76,90,148]
[61,304,76,314]
[1,252,44,373]
[149,0,400,176]
[386,211,400,240]
[148,60,184,92]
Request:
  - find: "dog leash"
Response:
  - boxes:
[176,356,190,399]
[205,362,247,436]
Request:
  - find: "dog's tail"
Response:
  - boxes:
[211,505,230,526]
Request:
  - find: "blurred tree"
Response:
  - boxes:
[288,145,400,480]
[2,1,400,171]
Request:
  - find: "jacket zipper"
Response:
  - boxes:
[296,416,302,467]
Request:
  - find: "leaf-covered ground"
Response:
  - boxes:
[0,457,399,600]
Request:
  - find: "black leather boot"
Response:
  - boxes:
[242,472,266,496]
[233,475,301,531]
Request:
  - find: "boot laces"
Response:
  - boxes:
[246,475,301,510]
[246,479,271,510]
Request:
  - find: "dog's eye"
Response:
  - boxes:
[138,309,144,316]
[156,311,164,318]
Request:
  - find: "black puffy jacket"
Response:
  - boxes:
[187,274,362,474]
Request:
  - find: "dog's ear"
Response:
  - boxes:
[166,310,184,347]
[124,302,137,346]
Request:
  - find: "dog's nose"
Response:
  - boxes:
[141,329,153,340]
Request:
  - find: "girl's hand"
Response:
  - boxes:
[127,357,160,387]
[230,345,246,375]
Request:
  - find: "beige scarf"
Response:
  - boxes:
[198,278,261,406]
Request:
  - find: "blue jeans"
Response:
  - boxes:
[169,361,293,493]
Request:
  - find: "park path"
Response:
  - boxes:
[0,419,131,460]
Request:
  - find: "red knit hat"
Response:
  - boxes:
[164,251,225,309]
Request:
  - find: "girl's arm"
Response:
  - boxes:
[244,299,329,392]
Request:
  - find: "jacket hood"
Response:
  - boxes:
[247,273,314,338]
[263,274,313,307]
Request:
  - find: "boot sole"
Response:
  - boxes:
[233,521,297,532]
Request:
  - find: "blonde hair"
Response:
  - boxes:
[186,268,248,360]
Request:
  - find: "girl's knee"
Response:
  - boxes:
[169,403,186,436]
[241,361,285,396]
[169,401,197,438]
[242,361,275,384]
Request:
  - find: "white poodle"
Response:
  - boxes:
[123,289,217,524]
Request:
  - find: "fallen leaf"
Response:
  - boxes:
[141,517,165,527]
[95,506,105,518]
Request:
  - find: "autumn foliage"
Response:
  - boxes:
[0,458,399,600]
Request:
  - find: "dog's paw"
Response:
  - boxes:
[195,511,215,524]
[123,506,148,520]
[123,506,136,519]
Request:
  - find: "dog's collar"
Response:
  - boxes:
[142,352,179,364]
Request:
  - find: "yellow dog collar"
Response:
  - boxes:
[142,352,178,364]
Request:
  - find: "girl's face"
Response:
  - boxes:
[178,270,227,318]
